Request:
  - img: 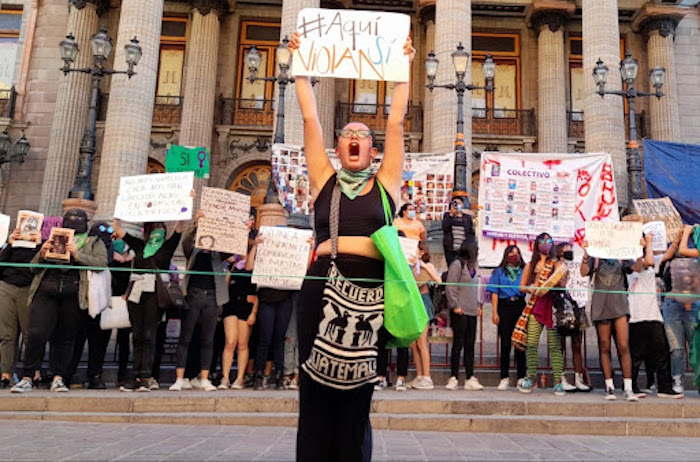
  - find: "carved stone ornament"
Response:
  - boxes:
[419,4,435,24]
[189,0,229,18]
[531,10,569,35]
[69,0,110,16]
[640,15,681,40]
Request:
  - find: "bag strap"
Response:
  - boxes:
[330,181,341,261]
[375,179,393,226]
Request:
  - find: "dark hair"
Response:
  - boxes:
[554,242,571,259]
[458,235,477,270]
[418,241,430,263]
[398,203,414,218]
[497,244,524,271]
[528,232,554,284]
[143,222,166,240]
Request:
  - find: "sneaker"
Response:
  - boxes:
[283,375,292,389]
[374,377,388,391]
[497,378,510,391]
[574,373,591,392]
[88,375,106,390]
[0,377,10,389]
[182,378,193,390]
[262,374,270,389]
[553,382,565,396]
[50,377,69,393]
[218,378,231,390]
[633,388,647,399]
[189,377,201,390]
[120,378,137,392]
[464,376,484,391]
[413,376,434,390]
[624,389,639,402]
[254,372,264,391]
[561,376,576,392]
[243,373,255,388]
[657,389,684,399]
[136,380,151,392]
[10,378,33,394]
[169,378,186,391]
[200,378,217,392]
[395,378,407,392]
[445,376,459,390]
[287,376,299,390]
[518,377,534,394]
[672,376,684,394]
[605,388,617,401]
[146,378,159,390]
[231,378,244,390]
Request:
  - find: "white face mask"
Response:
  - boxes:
[408,210,416,219]
[456,204,463,212]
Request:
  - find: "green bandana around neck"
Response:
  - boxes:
[143,229,166,259]
[73,233,88,251]
[112,239,125,255]
[337,167,373,200]
[505,264,521,282]
[693,226,700,263]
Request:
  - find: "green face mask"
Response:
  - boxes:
[143,229,165,259]
[337,167,373,200]
[73,233,88,250]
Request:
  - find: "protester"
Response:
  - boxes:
[679,224,699,258]
[11,209,108,393]
[519,233,566,396]
[0,227,41,388]
[487,245,527,391]
[580,239,638,401]
[445,237,483,391]
[554,243,590,393]
[628,231,682,398]
[409,241,440,390]
[111,238,133,387]
[283,291,301,390]
[170,211,229,392]
[290,32,414,461]
[394,203,426,241]
[112,218,184,392]
[442,198,475,267]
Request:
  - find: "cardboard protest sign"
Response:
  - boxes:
[642,221,667,252]
[398,237,418,264]
[196,187,251,256]
[293,8,410,82]
[252,226,313,290]
[114,172,194,223]
[166,145,210,179]
[584,221,643,260]
[0,213,9,246]
[13,210,43,248]
[565,261,590,309]
[633,197,683,244]
[46,227,74,262]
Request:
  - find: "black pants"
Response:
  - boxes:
[117,328,131,383]
[23,274,82,378]
[176,289,219,370]
[444,249,457,268]
[450,313,477,378]
[255,297,293,373]
[127,292,162,380]
[297,370,373,462]
[376,344,409,379]
[152,320,167,380]
[630,321,673,392]
[66,310,111,381]
[497,298,527,379]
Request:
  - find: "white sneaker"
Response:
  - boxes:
[464,376,484,391]
[672,376,684,394]
[374,377,387,391]
[231,378,244,390]
[11,378,33,393]
[574,373,591,392]
[624,389,640,402]
[169,378,186,391]
[50,378,69,393]
[413,376,434,390]
[497,378,510,391]
[445,376,458,390]
[605,387,617,401]
[395,378,407,392]
[218,378,230,390]
[182,378,193,390]
[561,376,576,392]
[200,378,217,392]
[190,377,201,389]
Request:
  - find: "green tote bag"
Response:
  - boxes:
[371,180,428,348]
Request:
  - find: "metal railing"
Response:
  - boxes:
[0,86,16,119]
[567,110,647,140]
[472,107,536,137]
[97,93,183,124]
[218,97,275,127]
[335,102,423,133]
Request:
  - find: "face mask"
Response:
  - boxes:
[562,250,574,261]
[538,241,553,255]
[507,254,520,265]
[408,210,416,220]
[456,204,463,212]
[62,209,88,234]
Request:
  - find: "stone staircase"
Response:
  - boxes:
[2,388,699,437]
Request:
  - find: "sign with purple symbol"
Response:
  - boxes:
[114,171,194,223]
[165,144,210,179]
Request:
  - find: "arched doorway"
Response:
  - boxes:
[229,162,271,226]
[147,158,166,174]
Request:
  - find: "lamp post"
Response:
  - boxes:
[426,43,495,199]
[246,36,294,205]
[592,50,665,202]
[59,26,142,201]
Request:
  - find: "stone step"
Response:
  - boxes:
[1,410,698,437]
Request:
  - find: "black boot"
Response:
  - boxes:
[88,374,106,390]
[274,370,285,390]
[254,371,264,391]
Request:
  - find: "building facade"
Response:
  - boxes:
[0,0,698,222]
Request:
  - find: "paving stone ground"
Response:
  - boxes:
[1,420,699,461]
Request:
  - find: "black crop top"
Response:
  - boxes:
[315,174,396,244]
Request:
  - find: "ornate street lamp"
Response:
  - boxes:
[0,130,30,165]
[59,26,142,200]
[593,50,665,202]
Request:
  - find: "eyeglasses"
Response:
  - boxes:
[98,225,114,234]
[339,129,371,139]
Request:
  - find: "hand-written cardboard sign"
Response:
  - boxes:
[293,8,410,82]
[398,237,418,264]
[252,226,313,290]
[196,187,252,256]
[13,210,43,248]
[633,197,683,244]
[0,213,9,246]
[642,221,667,253]
[200,187,250,223]
[114,172,194,223]
[565,261,590,309]
[166,145,210,179]
[585,221,643,260]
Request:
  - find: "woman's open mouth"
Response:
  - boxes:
[349,143,360,159]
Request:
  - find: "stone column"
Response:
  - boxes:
[431,0,471,181]
[94,0,164,220]
[582,0,627,205]
[39,0,105,216]
[420,4,436,153]
[641,16,682,142]
[529,5,573,154]
[179,0,227,204]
